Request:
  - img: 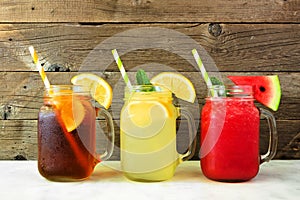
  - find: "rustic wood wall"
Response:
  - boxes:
[0,0,299,160]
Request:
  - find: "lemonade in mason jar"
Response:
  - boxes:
[120,71,197,182]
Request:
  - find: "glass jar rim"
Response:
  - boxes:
[124,85,172,100]
[207,85,254,98]
[44,85,90,96]
[208,85,252,89]
[125,85,169,92]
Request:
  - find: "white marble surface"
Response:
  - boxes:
[0,160,299,200]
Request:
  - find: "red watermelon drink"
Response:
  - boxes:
[200,85,278,182]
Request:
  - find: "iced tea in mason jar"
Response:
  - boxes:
[38,85,114,181]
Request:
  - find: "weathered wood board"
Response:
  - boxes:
[0,24,299,72]
[0,0,299,23]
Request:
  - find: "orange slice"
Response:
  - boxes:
[53,95,85,132]
[71,73,113,109]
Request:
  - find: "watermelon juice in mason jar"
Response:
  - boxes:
[200,85,278,182]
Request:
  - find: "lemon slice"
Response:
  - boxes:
[150,72,196,103]
[71,73,113,109]
[127,101,171,128]
[121,100,171,138]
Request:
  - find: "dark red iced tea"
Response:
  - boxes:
[38,91,98,181]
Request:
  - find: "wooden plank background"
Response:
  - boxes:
[0,0,299,160]
[0,0,299,23]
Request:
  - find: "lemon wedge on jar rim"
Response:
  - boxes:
[150,72,196,103]
[71,73,113,109]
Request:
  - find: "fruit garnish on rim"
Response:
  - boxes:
[71,73,113,109]
[150,72,196,103]
[227,75,281,111]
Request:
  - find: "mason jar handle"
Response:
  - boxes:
[96,109,115,161]
[177,107,197,162]
[259,108,278,164]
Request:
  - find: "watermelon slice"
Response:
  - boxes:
[227,75,281,111]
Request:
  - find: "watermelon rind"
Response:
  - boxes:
[227,75,281,111]
[270,75,281,111]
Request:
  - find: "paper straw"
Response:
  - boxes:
[192,49,217,97]
[29,46,51,89]
[111,49,132,88]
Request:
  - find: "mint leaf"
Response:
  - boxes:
[135,69,156,92]
[211,77,223,85]
[136,69,151,85]
[210,76,227,97]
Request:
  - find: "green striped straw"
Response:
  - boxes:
[112,49,132,88]
[192,49,217,97]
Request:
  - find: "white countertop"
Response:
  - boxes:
[0,160,299,200]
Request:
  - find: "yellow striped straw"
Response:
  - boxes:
[29,46,51,89]
[112,49,132,88]
[192,49,217,97]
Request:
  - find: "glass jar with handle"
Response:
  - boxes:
[200,85,278,182]
[38,85,115,181]
[120,85,197,182]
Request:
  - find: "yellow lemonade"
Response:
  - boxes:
[120,85,182,181]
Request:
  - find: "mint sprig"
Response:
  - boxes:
[136,69,156,92]
[136,69,151,85]
[211,77,224,86]
[211,76,227,97]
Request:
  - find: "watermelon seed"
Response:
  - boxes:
[259,86,266,92]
